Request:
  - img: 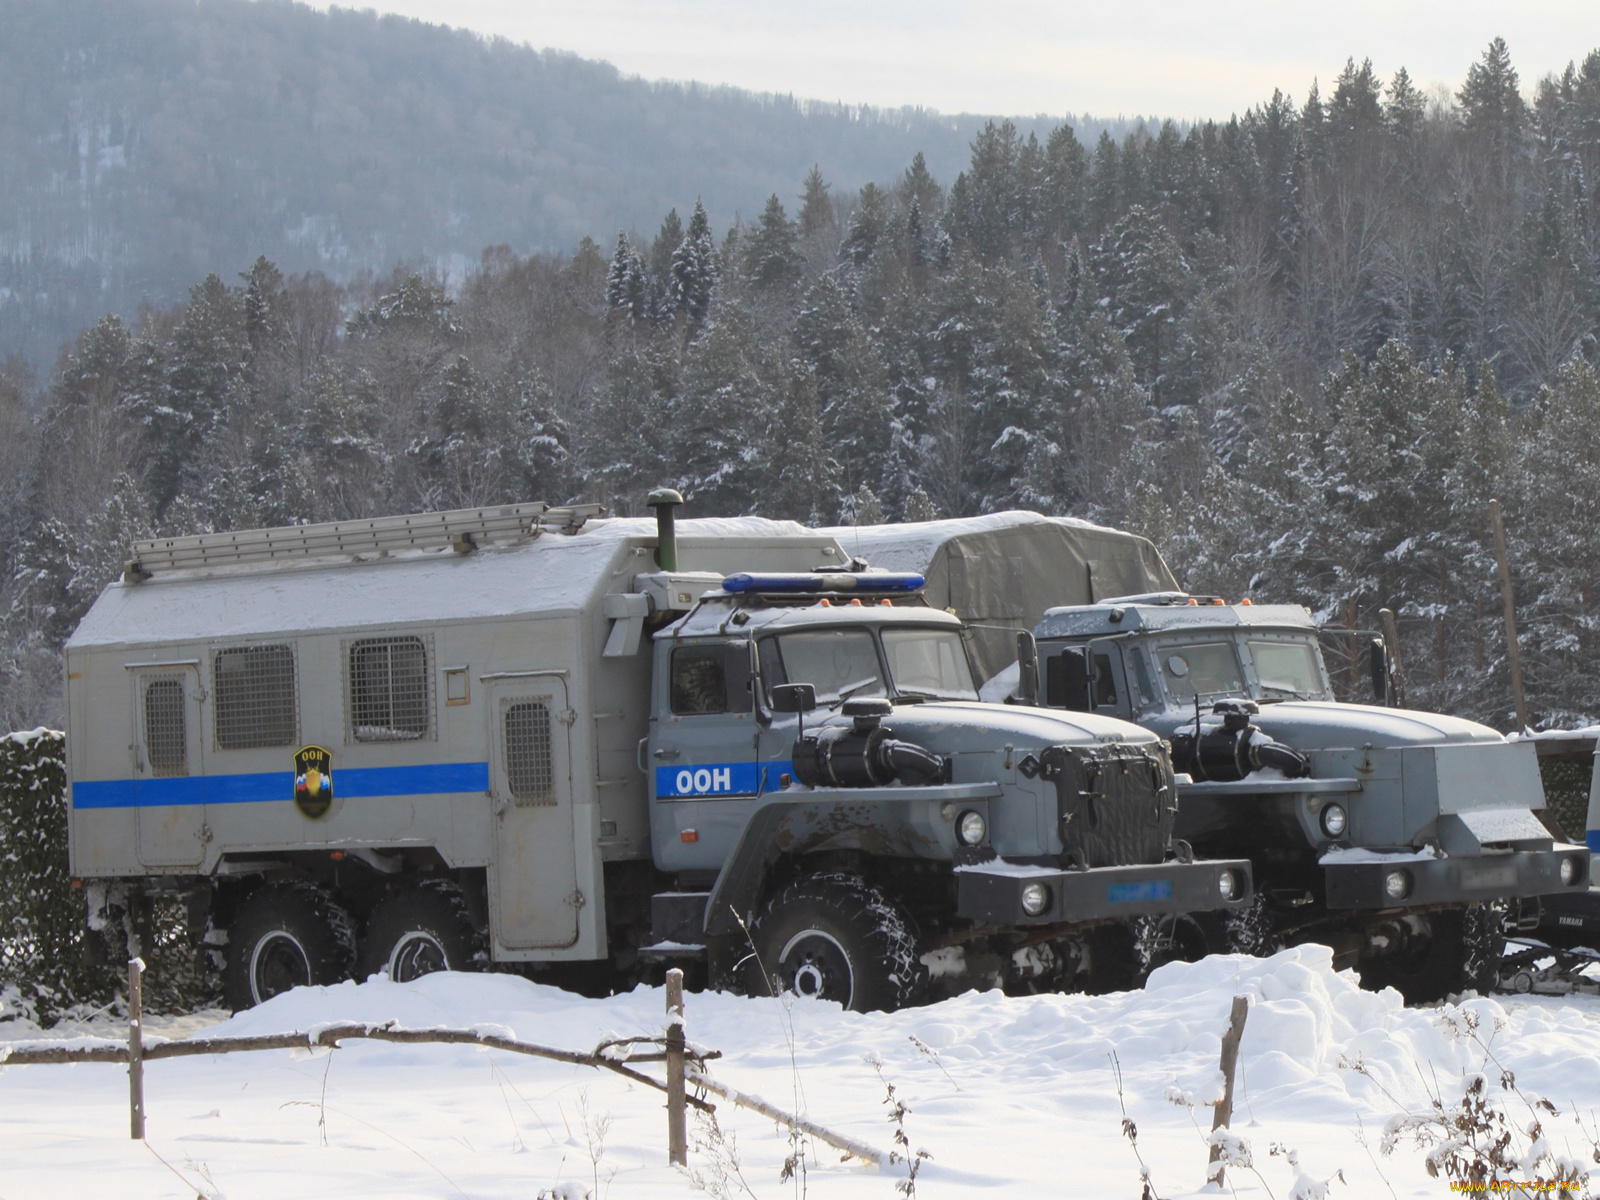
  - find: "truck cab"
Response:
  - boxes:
[630,570,1255,1007]
[1026,594,1591,1000]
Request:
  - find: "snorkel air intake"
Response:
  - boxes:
[790,699,947,788]
[1169,699,1310,783]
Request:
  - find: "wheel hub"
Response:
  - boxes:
[388,931,448,982]
[777,930,853,1006]
[250,931,311,1004]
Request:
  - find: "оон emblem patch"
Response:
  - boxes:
[293,745,334,819]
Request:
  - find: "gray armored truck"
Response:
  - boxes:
[64,498,1251,1011]
[1023,595,1590,1001]
[842,513,1591,1001]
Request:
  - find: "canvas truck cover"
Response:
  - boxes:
[821,512,1177,683]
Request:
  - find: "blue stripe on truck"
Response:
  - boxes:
[70,761,491,810]
[1589,829,1600,853]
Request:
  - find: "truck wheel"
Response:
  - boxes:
[359,880,484,983]
[749,874,926,1012]
[224,882,356,1011]
[1360,909,1490,1004]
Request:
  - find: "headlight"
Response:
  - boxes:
[1020,882,1051,916]
[1561,855,1583,886]
[957,810,987,846]
[1320,804,1347,838]
[1218,869,1240,901]
[1383,869,1411,901]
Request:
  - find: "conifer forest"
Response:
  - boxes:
[5,36,1600,736]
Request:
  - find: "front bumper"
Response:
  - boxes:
[956,857,1254,926]
[1324,848,1591,910]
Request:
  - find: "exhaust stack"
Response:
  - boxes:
[648,487,684,571]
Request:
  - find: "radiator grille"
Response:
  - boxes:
[349,635,430,741]
[503,699,554,806]
[213,644,297,750]
[142,676,187,777]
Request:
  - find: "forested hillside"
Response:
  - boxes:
[5,36,1600,736]
[0,0,1137,370]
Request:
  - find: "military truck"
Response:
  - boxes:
[844,512,1591,1001]
[64,496,1252,1011]
[1021,595,1590,1001]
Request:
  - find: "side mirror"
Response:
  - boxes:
[769,683,817,714]
[1368,638,1388,705]
[1014,631,1039,706]
[1046,647,1093,712]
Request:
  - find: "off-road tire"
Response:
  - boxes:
[359,879,485,983]
[1360,908,1498,1004]
[748,873,926,1012]
[223,881,356,1011]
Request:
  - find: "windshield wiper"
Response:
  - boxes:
[825,677,881,710]
[1258,680,1314,701]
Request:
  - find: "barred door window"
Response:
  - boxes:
[143,676,187,777]
[213,644,297,750]
[503,699,554,806]
[349,636,430,741]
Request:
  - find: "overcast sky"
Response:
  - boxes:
[345,1,1600,120]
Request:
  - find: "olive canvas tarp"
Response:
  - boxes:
[821,512,1177,684]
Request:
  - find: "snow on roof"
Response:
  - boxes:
[821,511,1129,572]
[68,516,842,650]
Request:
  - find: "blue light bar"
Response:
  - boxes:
[721,572,925,594]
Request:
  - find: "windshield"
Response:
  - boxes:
[880,628,978,700]
[1248,639,1327,700]
[1158,641,1246,701]
[761,629,886,705]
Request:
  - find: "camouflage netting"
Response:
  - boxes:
[0,730,214,1023]
[1539,756,1592,846]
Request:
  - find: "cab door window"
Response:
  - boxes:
[670,643,752,715]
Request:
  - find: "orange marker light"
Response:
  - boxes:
[680,829,699,843]
[1240,598,1253,605]
[1213,598,1225,605]
[1186,598,1199,605]
[880,599,892,606]
[818,598,832,606]
[330,850,345,861]
[849,598,862,606]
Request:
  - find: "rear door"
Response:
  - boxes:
[132,665,207,867]
[487,675,578,950]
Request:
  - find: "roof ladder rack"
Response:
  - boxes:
[124,502,606,580]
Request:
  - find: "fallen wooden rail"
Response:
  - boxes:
[1,1021,716,1112]
[687,1068,887,1167]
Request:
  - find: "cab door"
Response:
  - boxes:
[132,666,207,867]
[1086,639,1132,720]
[487,676,578,950]
[648,638,760,871]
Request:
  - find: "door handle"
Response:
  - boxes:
[653,748,680,761]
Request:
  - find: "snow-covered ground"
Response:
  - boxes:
[3,947,1599,1198]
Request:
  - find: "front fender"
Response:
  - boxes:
[702,782,1001,937]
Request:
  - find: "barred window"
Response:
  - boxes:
[213,644,297,750]
[349,636,430,741]
[504,699,554,806]
[143,676,187,777]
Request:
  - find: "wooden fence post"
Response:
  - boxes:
[127,957,145,1140]
[1207,995,1249,1187]
[665,967,687,1167]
